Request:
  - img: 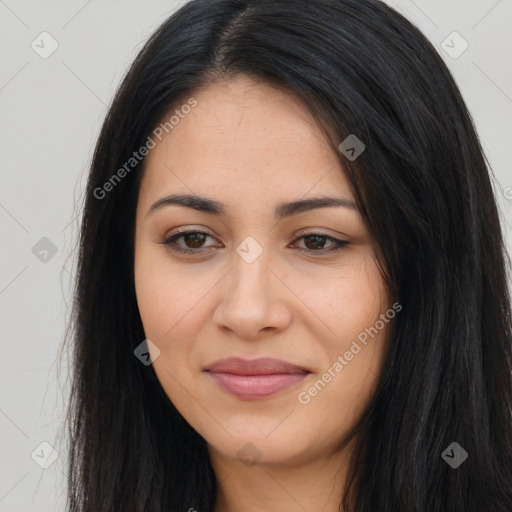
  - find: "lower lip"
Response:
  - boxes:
[207,372,308,399]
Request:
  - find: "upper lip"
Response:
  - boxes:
[205,357,310,375]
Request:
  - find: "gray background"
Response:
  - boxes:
[0,1,511,510]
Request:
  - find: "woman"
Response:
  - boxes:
[64,0,512,510]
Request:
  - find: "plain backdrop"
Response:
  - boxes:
[0,1,511,510]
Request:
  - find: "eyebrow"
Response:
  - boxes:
[146,193,358,219]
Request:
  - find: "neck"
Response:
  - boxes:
[209,439,356,512]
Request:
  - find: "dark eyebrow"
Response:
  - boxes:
[147,194,224,217]
[274,196,358,217]
[146,194,358,219]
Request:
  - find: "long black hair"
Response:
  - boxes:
[63,0,512,510]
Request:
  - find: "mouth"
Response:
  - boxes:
[204,357,311,400]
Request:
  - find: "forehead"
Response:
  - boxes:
[139,76,351,207]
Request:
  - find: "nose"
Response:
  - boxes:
[212,247,292,340]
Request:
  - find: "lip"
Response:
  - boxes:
[204,357,310,400]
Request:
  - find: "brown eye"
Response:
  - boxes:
[303,235,328,250]
[293,233,349,254]
[183,232,207,248]
[161,230,220,254]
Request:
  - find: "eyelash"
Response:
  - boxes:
[159,230,350,255]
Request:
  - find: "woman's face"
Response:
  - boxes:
[134,75,392,467]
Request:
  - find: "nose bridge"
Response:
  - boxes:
[213,237,291,337]
[229,239,272,302]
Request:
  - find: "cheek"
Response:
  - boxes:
[292,256,389,403]
[134,255,206,404]
[288,253,387,338]
[134,248,215,341]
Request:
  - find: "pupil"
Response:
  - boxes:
[305,235,325,250]
[185,233,205,248]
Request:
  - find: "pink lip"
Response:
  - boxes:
[204,357,310,400]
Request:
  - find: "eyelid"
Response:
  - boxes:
[293,226,350,239]
[162,225,217,241]
[163,225,349,241]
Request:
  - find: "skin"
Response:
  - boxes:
[134,75,392,512]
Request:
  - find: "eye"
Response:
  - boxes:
[291,233,350,254]
[160,230,221,254]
